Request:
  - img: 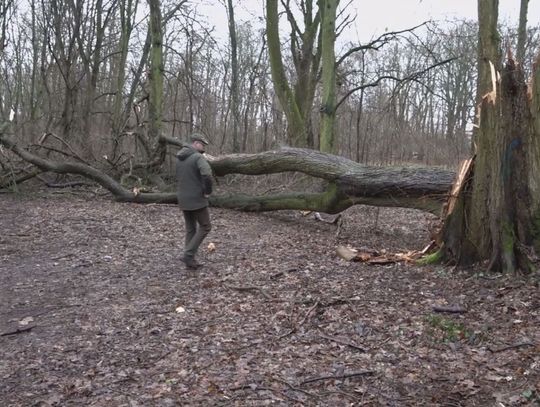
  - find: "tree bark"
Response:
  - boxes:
[266,0,321,147]
[516,0,529,64]
[439,0,538,273]
[319,0,337,153]
[266,0,306,146]
[441,57,536,272]
[441,0,500,265]
[475,0,500,106]
[147,0,163,140]
[226,0,240,152]
[111,0,137,139]
[146,0,166,169]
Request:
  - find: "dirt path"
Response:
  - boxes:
[1,192,539,406]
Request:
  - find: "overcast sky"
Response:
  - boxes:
[197,0,540,42]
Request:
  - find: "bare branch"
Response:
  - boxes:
[337,21,429,67]
[336,57,457,110]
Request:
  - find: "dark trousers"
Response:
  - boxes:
[183,207,211,259]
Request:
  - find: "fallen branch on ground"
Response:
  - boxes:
[223,283,274,301]
[487,341,535,353]
[337,241,436,264]
[432,305,467,314]
[228,382,307,403]
[301,370,375,385]
[1,325,35,336]
[278,300,320,339]
[318,331,367,352]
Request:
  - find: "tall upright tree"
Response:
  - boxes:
[111,0,138,139]
[0,0,13,58]
[226,0,240,152]
[147,0,163,142]
[319,0,338,153]
[516,0,529,64]
[266,0,321,147]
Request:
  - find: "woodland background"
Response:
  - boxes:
[2,2,540,405]
[0,0,539,177]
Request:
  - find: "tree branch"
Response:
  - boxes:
[337,21,429,67]
[336,57,457,110]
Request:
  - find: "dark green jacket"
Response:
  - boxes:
[175,146,213,210]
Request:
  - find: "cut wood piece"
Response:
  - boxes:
[337,245,429,264]
[432,304,467,313]
[336,246,359,261]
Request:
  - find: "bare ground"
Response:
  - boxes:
[1,189,539,406]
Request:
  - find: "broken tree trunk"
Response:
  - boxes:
[0,129,456,214]
[440,55,540,273]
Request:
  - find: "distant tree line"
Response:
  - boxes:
[0,0,538,171]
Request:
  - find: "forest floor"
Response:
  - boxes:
[1,184,539,407]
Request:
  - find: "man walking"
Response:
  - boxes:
[176,133,213,269]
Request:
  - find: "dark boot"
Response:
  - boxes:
[181,255,202,269]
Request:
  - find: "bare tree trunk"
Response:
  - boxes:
[266,0,306,146]
[319,0,337,153]
[354,53,366,162]
[528,54,540,221]
[146,0,165,167]
[29,0,41,125]
[516,0,529,64]
[440,0,539,273]
[453,0,501,260]
[241,36,266,152]
[266,0,321,147]
[111,0,137,139]
[0,0,13,58]
[147,0,163,140]
[226,0,240,152]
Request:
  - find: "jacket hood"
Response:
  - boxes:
[177,146,197,161]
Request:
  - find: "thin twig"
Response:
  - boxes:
[37,132,90,165]
[432,305,467,314]
[1,325,35,336]
[278,300,320,339]
[301,370,375,385]
[298,300,320,326]
[223,283,274,300]
[273,376,319,398]
[318,331,367,352]
[487,342,534,353]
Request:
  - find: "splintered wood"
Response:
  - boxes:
[446,157,474,216]
[336,242,435,264]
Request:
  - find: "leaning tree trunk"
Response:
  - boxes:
[440,57,539,273]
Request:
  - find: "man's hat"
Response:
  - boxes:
[190,133,209,145]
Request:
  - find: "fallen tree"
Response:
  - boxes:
[210,148,455,214]
[0,128,456,215]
